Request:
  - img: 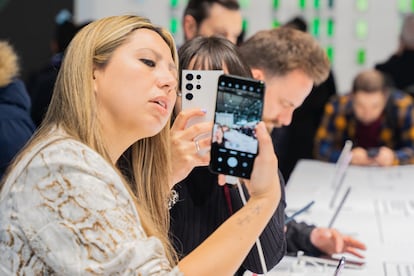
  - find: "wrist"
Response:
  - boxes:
[248,186,280,211]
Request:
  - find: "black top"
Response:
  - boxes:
[169,166,286,274]
[285,220,321,256]
[169,165,322,274]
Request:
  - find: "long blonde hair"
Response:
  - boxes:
[2,15,178,263]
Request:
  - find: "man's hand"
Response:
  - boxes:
[310,227,367,258]
[373,146,395,166]
[351,147,375,166]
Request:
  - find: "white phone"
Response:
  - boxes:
[181,70,224,128]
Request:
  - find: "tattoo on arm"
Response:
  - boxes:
[236,204,262,226]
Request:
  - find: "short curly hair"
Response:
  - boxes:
[239,27,330,85]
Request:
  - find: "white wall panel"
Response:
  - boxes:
[74,0,412,93]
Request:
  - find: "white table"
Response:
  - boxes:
[277,159,414,276]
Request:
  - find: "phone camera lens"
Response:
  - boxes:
[186,83,193,90]
[196,84,201,89]
[196,74,201,80]
[185,73,194,81]
[185,93,193,100]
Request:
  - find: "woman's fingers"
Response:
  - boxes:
[245,122,280,198]
[171,108,207,132]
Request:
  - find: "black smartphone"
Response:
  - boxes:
[209,74,265,179]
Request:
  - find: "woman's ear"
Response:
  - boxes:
[251,68,265,81]
[92,68,98,93]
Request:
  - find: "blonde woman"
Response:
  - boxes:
[0,15,281,275]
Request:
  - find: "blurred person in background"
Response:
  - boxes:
[315,69,414,166]
[27,10,78,127]
[272,16,337,182]
[376,13,414,95]
[0,40,35,180]
[182,0,242,44]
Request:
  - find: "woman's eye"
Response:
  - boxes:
[140,59,156,67]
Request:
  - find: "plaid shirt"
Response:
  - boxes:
[314,90,414,165]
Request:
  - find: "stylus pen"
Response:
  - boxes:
[333,256,346,276]
[328,186,351,228]
[285,200,315,224]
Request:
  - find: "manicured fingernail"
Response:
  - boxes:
[201,108,207,113]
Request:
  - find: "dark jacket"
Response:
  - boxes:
[0,79,35,179]
[285,220,321,256]
[375,50,414,92]
[28,53,63,127]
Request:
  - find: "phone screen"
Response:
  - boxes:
[209,74,265,179]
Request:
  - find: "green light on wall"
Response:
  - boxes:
[242,18,249,32]
[314,0,320,9]
[273,19,281,28]
[326,45,334,63]
[327,18,335,37]
[356,19,368,39]
[312,17,320,37]
[273,0,280,9]
[239,0,250,9]
[398,0,409,12]
[299,0,306,10]
[170,18,178,34]
[412,0,414,11]
[357,48,366,65]
[356,0,368,12]
[170,0,179,8]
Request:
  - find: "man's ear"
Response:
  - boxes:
[251,68,265,81]
[183,15,198,41]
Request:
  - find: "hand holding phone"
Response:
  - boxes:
[209,74,265,179]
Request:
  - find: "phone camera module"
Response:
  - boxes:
[185,93,193,100]
[186,83,193,91]
[185,73,194,81]
[196,74,201,80]
[196,84,201,89]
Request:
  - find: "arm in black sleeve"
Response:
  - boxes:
[285,220,322,257]
[229,170,287,274]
